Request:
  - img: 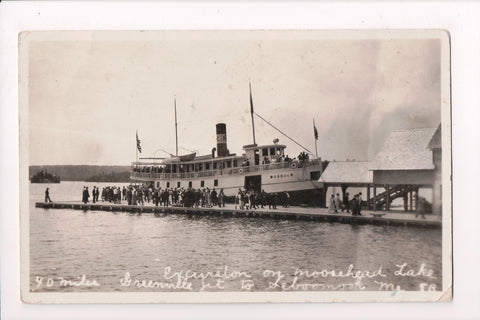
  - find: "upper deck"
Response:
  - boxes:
[131,158,322,181]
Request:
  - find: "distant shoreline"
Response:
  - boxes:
[29,165,132,182]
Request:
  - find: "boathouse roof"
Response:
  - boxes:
[427,124,442,150]
[318,161,373,184]
[369,127,437,171]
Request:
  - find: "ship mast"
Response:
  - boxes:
[249,82,313,155]
[249,82,257,145]
[174,94,178,156]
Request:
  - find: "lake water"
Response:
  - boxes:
[29,181,442,293]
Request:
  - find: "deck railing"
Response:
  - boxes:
[130,159,321,180]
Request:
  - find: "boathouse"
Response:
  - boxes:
[317,161,374,208]
[369,125,442,215]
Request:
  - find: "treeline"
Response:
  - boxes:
[29,165,132,182]
[85,171,132,182]
[30,170,61,183]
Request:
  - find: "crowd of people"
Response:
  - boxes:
[79,185,292,209]
[328,192,364,216]
[234,189,291,210]
[80,185,227,208]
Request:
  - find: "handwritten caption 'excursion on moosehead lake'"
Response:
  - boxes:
[33,263,438,292]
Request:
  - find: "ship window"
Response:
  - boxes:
[226,161,232,168]
[206,163,210,170]
[167,182,170,188]
[270,147,275,155]
[233,160,238,167]
[189,181,192,188]
[262,148,268,156]
[310,171,320,180]
[157,182,160,188]
[201,180,205,187]
[277,149,282,155]
[177,182,181,188]
[213,162,217,169]
[214,179,218,187]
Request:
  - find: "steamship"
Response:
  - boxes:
[130,87,325,205]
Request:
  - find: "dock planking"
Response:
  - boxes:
[35,202,441,228]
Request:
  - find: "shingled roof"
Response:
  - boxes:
[428,124,442,149]
[369,127,437,171]
[319,161,373,184]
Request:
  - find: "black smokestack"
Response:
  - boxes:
[216,123,228,157]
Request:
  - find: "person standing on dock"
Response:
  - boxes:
[416,196,426,219]
[328,194,336,213]
[235,189,241,210]
[82,187,90,204]
[218,189,225,207]
[44,188,52,203]
[335,193,341,212]
[211,188,218,206]
[358,192,363,215]
[92,186,96,203]
[351,195,358,216]
[272,192,278,209]
[240,190,246,210]
[127,187,132,205]
[137,188,144,206]
[342,192,350,213]
[153,188,160,206]
[260,190,266,208]
[283,191,290,208]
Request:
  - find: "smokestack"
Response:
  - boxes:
[216,123,228,157]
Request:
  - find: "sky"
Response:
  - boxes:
[26,31,443,165]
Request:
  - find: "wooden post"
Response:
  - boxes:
[409,190,413,211]
[366,185,371,210]
[322,185,328,208]
[414,188,419,211]
[386,185,390,211]
[373,185,377,212]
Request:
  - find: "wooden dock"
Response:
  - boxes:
[35,202,441,228]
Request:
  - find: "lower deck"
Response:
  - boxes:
[131,164,324,198]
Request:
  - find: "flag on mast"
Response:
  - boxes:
[249,81,256,145]
[313,118,319,159]
[249,82,254,115]
[313,121,319,140]
[136,130,142,153]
